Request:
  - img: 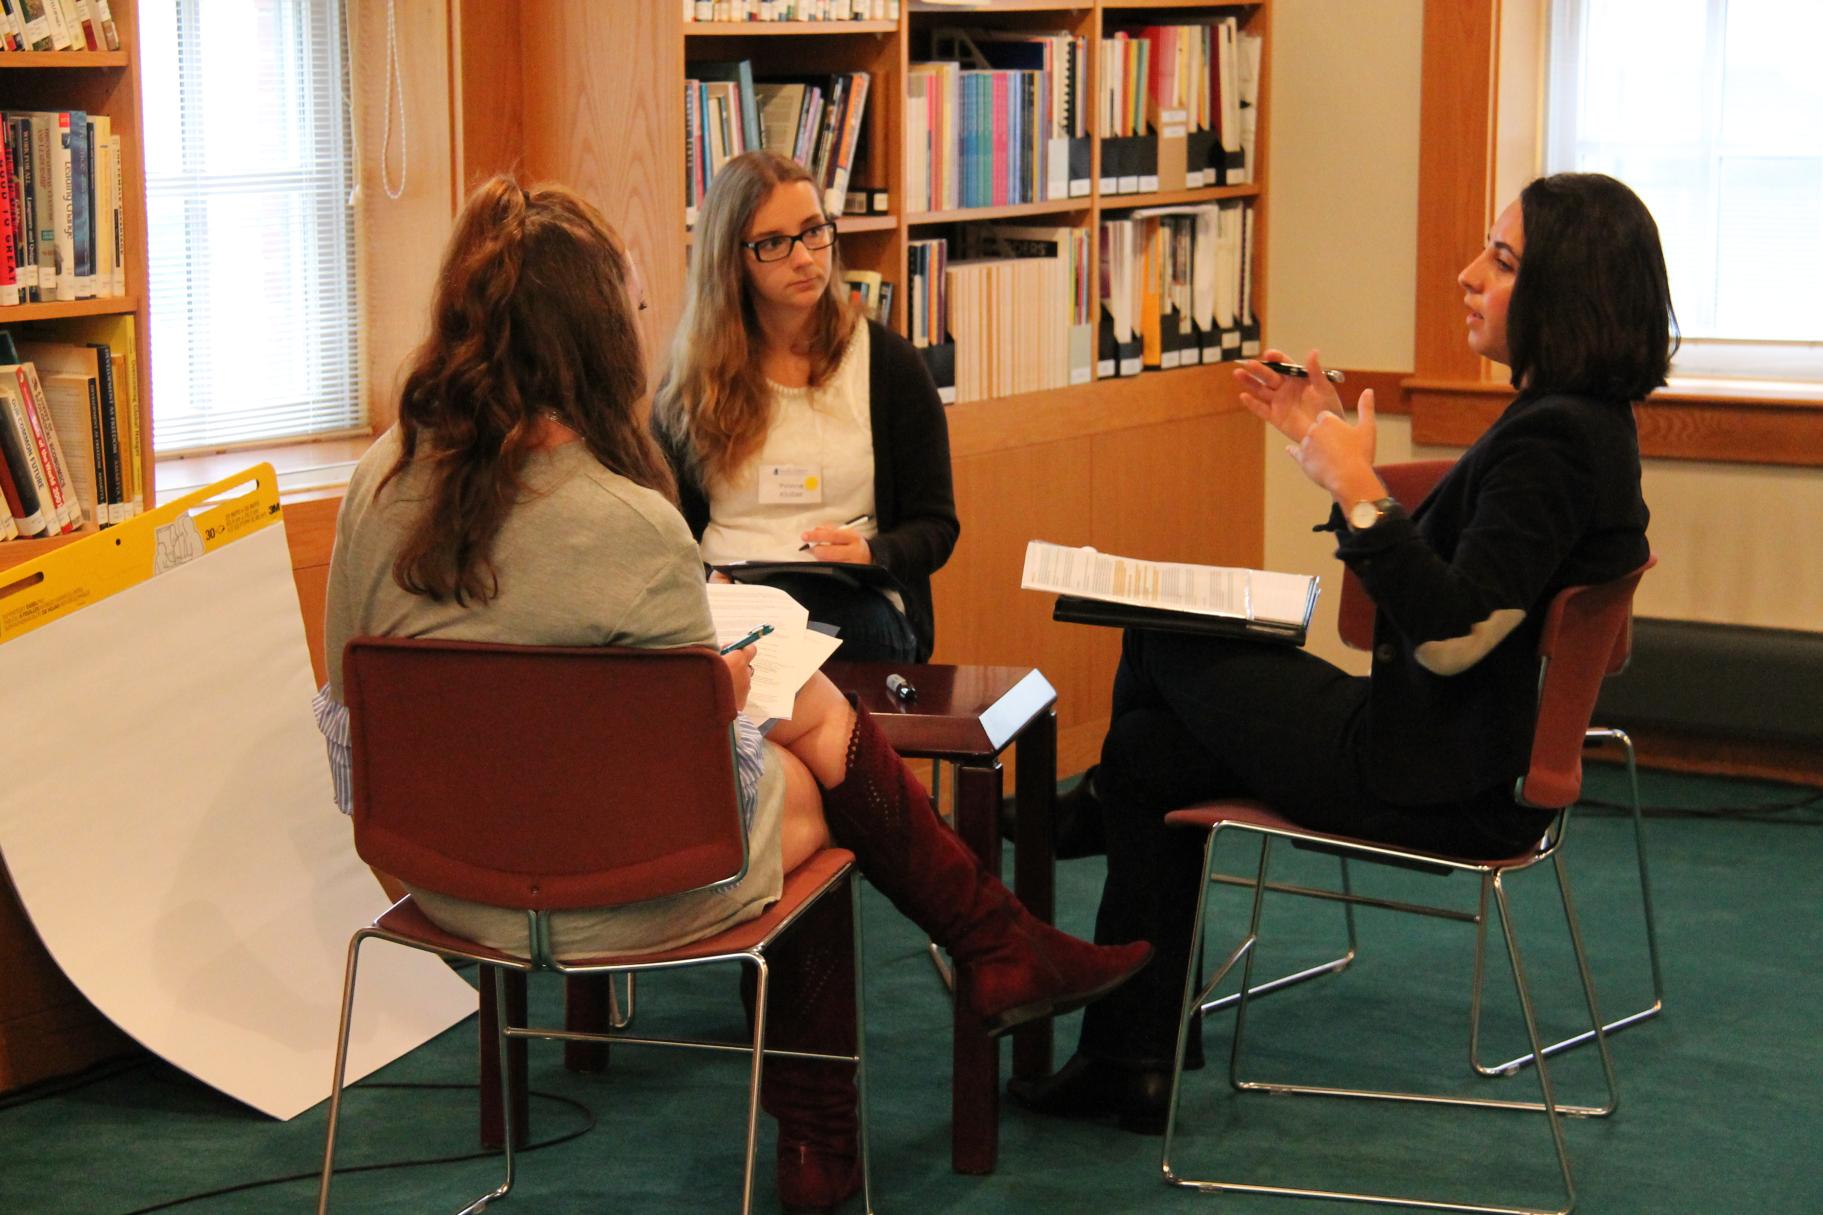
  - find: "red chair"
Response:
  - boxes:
[316,639,870,1215]
[1159,559,1652,1215]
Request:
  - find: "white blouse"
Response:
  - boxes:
[699,322,876,564]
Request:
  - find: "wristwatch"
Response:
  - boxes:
[1347,496,1402,533]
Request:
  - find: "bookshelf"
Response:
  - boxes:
[456,0,1272,775]
[0,0,151,570]
[0,0,146,1090]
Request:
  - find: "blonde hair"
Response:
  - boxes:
[654,150,857,487]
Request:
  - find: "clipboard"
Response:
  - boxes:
[712,559,907,598]
[1050,581,1319,647]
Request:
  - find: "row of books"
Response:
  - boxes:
[684,61,871,224]
[0,326,143,542]
[685,1,898,21]
[0,0,119,52]
[1,109,128,305]
[1099,21,1262,190]
[907,30,1091,214]
[906,224,1094,406]
[1100,201,1259,379]
[841,269,893,327]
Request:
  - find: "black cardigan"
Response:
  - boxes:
[1331,390,1649,805]
[662,320,960,660]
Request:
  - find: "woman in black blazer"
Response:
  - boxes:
[1013,172,1675,1132]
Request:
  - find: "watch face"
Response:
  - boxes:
[1349,500,1380,530]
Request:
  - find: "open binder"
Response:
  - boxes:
[1022,539,1319,647]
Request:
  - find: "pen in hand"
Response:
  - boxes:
[720,624,773,654]
[799,514,874,552]
[1261,359,1346,385]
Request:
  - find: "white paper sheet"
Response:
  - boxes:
[1021,538,1316,627]
[704,581,840,722]
[0,522,475,1120]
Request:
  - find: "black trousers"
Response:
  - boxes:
[1076,628,1553,1067]
[759,572,919,664]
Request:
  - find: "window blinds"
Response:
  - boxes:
[142,0,362,454]
[1546,0,1823,380]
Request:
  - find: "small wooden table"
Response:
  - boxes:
[825,660,1059,1176]
[484,663,1061,1178]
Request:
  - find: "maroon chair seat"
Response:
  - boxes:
[315,639,871,1215]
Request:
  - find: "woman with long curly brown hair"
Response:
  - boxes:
[314,177,1148,1214]
[654,150,957,663]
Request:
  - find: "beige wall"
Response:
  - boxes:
[1262,0,1424,671]
[1262,0,1822,672]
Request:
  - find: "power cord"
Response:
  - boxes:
[112,1083,597,1215]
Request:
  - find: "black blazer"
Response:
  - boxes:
[1332,390,1649,805]
[662,320,960,661]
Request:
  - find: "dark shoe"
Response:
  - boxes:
[776,1139,862,1214]
[819,704,1151,1038]
[998,767,1108,859]
[1007,1052,1174,1136]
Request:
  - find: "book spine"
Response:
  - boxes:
[40,0,69,49]
[0,398,46,536]
[12,368,70,531]
[108,132,123,295]
[14,118,39,302]
[118,346,141,515]
[70,0,96,49]
[0,0,22,52]
[17,0,53,50]
[0,132,15,308]
[87,0,115,49]
[71,110,93,299]
[22,362,82,527]
[89,348,120,522]
[51,113,75,301]
[80,373,105,523]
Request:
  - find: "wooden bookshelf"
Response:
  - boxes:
[453,0,1272,776]
[0,0,148,1089]
[0,0,152,573]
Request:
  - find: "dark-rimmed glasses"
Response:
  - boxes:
[742,221,837,263]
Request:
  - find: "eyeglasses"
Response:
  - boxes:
[742,221,838,263]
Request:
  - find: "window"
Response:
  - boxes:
[142,0,362,454]
[1546,0,1823,383]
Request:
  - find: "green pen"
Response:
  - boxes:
[720,624,774,654]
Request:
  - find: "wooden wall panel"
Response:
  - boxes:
[284,496,342,686]
[519,1,686,388]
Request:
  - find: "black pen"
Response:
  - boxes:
[1262,359,1346,384]
[799,514,874,552]
[720,624,773,654]
[886,673,917,702]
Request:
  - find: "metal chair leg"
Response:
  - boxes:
[1202,851,1357,1015]
[740,957,769,1215]
[925,758,957,993]
[318,931,514,1215]
[608,974,637,1029]
[850,876,877,1214]
[1474,728,1664,1075]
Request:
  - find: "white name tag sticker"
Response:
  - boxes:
[759,464,824,505]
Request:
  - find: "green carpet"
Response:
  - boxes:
[4,766,1820,1213]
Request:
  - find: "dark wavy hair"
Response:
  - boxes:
[383,176,675,604]
[1506,172,1679,402]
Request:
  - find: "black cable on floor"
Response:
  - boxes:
[111,1083,597,1215]
[0,1055,151,1112]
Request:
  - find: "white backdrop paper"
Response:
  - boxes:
[0,522,476,1119]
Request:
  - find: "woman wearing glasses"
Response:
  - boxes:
[656,150,958,663]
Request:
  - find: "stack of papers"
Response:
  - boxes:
[704,582,842,723]
[1021,540,1319,641]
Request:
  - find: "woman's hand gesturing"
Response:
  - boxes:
[1233,348,1342,443]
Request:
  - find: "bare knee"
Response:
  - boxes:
[774,744,832,872]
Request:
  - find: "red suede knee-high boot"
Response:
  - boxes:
[742,881,862,1215]
[818,702,1151,1037]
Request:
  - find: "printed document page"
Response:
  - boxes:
[705,582,840,722]
[1021,540,1314,626]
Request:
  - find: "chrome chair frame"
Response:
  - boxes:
[317,876,873,1215]
[1159,810,1618,1215]
[1472,726,1664,1075]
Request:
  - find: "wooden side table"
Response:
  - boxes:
[826,660,1058,1176]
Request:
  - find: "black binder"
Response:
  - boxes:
[1050,589,1316,647]
[713,560,907,597]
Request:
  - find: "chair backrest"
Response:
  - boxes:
[343,638,746,913]
[1519,557,1655,808]
[1336,460,1456,651]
